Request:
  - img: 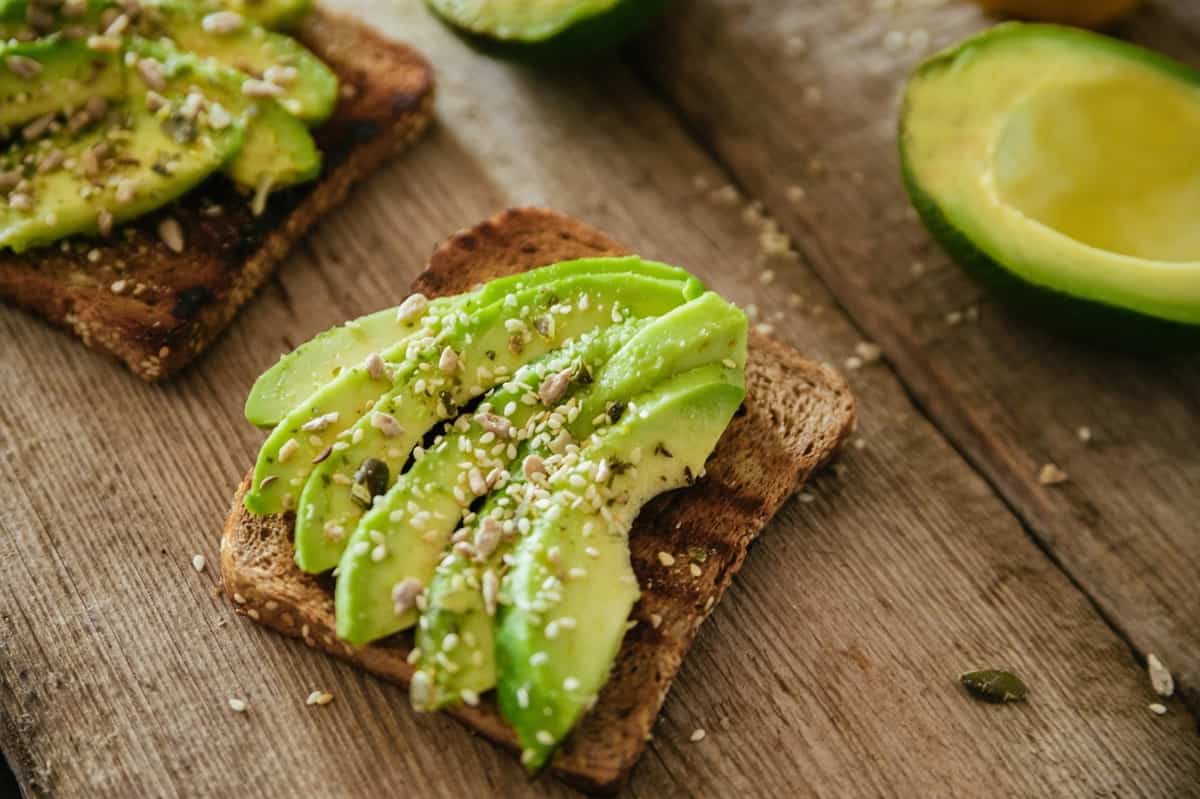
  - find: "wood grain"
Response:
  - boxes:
[2,0,1198,796]
[637,0,1200,720]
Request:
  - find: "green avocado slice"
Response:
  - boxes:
[410,291,747,709]
[425,0,668,64]
[901,23,1200,342]
[0,37,124,134]
[0,43,245,252]
[244,256,702,429]
[291,273,702,573]
[494,363,745,772]
[333,317,645,645]
[151,2,337,125]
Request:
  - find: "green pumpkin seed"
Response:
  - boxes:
[960,669,1027,703]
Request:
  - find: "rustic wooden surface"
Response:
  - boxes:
[637,0,1200,721]
[1,0,1197,796]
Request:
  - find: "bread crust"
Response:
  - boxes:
[0,9,435,380]
[220,207,856,793]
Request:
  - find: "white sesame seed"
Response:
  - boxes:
[1148,654,1174,697]
[563,677,580,691]
[1076,426,1093,444]
[370,412,404,438]
[277,438,299,463]
[158,217,184,253]
[192,554,206,573]
[242,78,285,98]
[228,698,247,712]
[1149,702,1168,716]
[1038,463,1068,486]
[202,10,244,34]
[657,551,676,567]
[536,730,555,746]
[690,728,706,742]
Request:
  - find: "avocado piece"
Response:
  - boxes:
[333,317,645,645]
[221,0,312,30]
[245,271,700,519]
[0,44,244,252]
[152,3,337,124]
[425,0,668,64]
[0,37,124,135]
[495,362,745,771]
[130,36,318,192]
[291,272,704,572]
[244,256,702,429]
[410,291,747,708]
[901,23,1200,344]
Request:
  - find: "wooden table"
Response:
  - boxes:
[2,0,1198,795]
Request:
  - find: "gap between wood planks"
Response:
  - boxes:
[618,44,1195,726]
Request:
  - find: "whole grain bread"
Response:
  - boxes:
[220,207,856,794]
[0,9,434,380]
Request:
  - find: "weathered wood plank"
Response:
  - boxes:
[1,1,1197,796]
[637,0,1200,720]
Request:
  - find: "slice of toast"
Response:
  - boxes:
[220,208,856,794]
[0,9,434,380]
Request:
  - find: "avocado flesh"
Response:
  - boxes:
[496,363,745,771]
[333,318,645,645]
[0,37,124,134]
[244,257,702,429]
[291,273,704,572]
[901,23,1200,334]
[221,0,312,30]
[427,0,667,63]
[426,0,618,42]
[156,6,337,125]
[245,272,699,517]
[0,46,244,252]
[411,292,747,708]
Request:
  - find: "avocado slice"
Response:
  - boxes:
[150,3,337,124]
[0,37,124,135]
[245,271,700,518]
[410,291,747,708]
[221,0,312,30]
[425,0,668,63]
[291,273,704,571]
[901,23,1200,342]
[333,317,645,644]
[244,256,702,429]
[495,362,745,771]
[0,44,245,252]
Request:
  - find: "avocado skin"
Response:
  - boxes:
[899,24,1200,351]
[426,0,669,65]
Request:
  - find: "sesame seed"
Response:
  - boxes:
[689,563,702,578]
[396,293,428,323]
[563,677,580,691]
[1148,654,1174,697]
[242,78,285,98]
[158,217,184,253]
[530,651,549,666]
[4,54,42,80]
[1076,426,1093,444]
[228,698,247,712]
[277,438,299,463]
[855,342,882,363]
[945,310,964,326]
[722,358,737,369]
[306,690,333,706]
[1038,463,1068,486]
[370,411,404,438]
[657,551,676,567]
[690,728,706,742]
[192,554,206,573]
[1149,702,1168,716]
[649,613,663,629]
[202,10,244,34]
[536,730,555,746]
[137,58,166,91]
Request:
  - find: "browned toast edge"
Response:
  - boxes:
[220,207,856,793]
[0,8,435,380]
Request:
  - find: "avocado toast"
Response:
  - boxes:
[0,2,433,379]
[221,207,856,793]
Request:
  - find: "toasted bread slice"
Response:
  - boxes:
[0,9,434,380]
[220,208,856,794]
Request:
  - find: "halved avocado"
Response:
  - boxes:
[900,24,1200,346]
[425,0,668,64]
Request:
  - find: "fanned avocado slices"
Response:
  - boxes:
[901,23,1200,344]
[240,259,749,771]
[496,362,745,771]
[0,40,246,252]
[244,256,701,429]
[292,272,701,571]
[410,291,747,709]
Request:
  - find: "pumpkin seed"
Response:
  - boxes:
[960,669,1027,704]
[352,457,389,508]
